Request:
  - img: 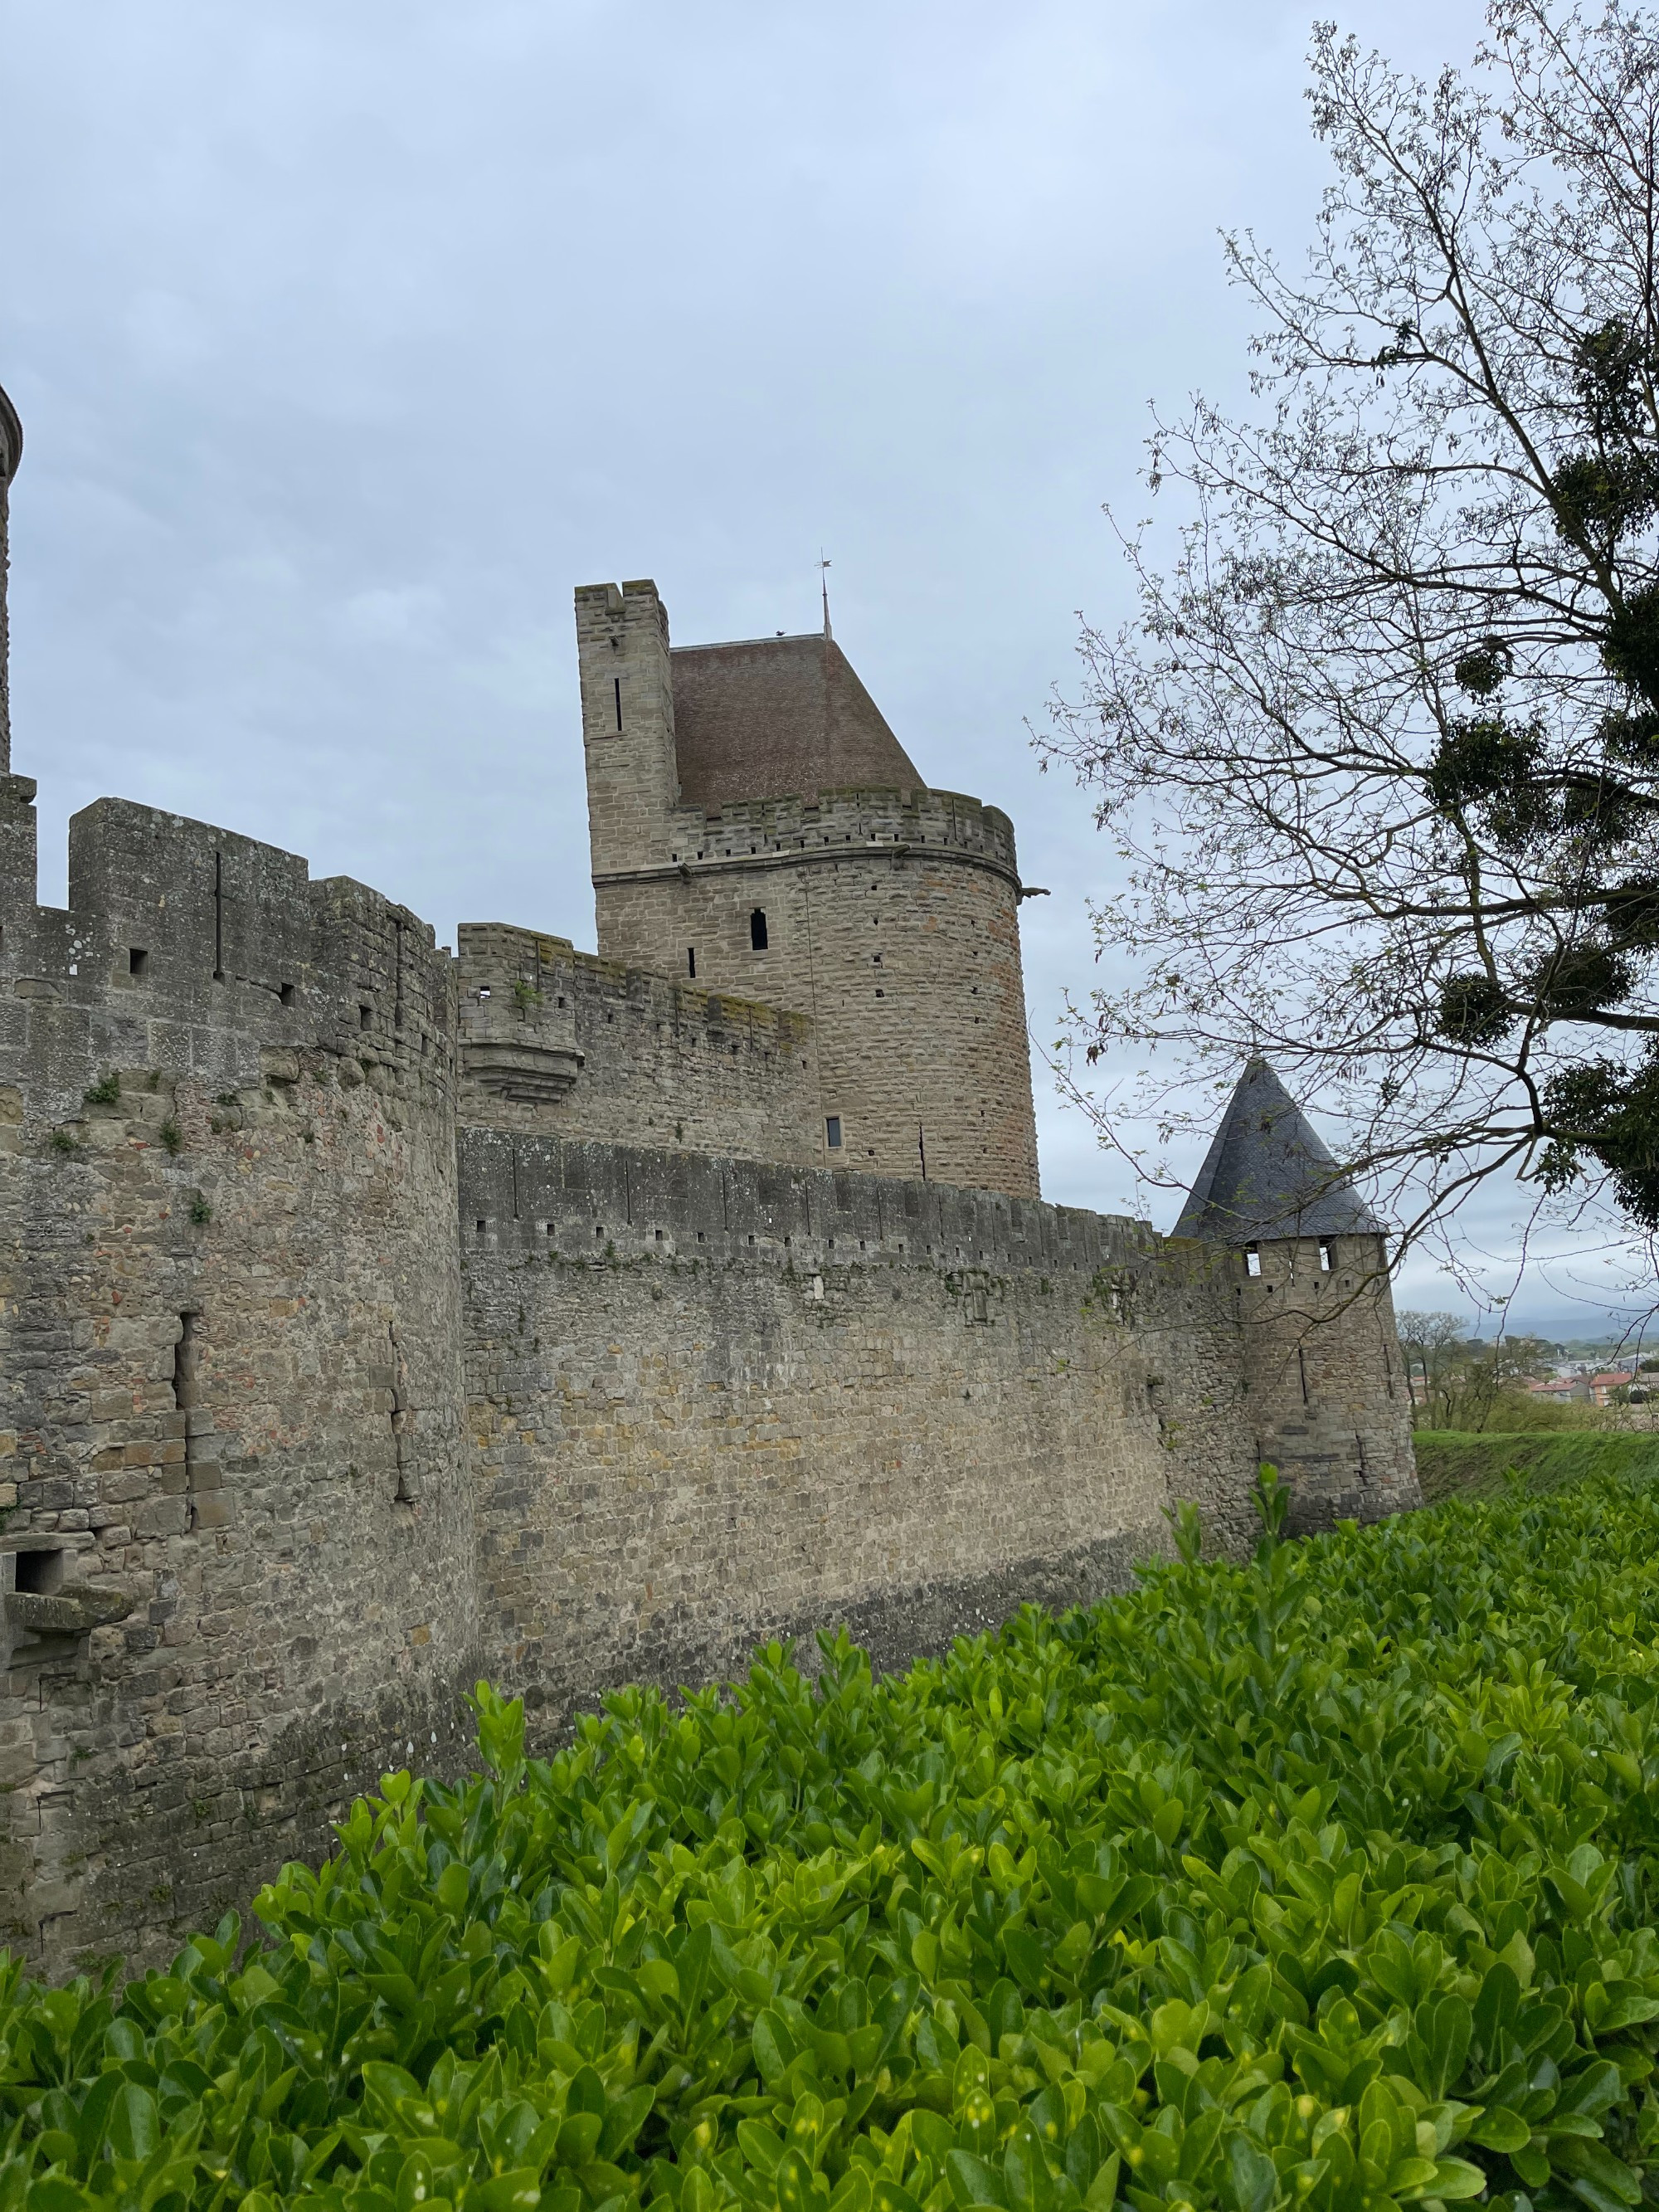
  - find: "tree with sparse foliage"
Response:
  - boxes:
[1395,1309,1472,1425]
[1044,0,1659,1264]
[1399,1317,1567,1428]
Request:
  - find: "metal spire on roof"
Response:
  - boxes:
[820,552,832,641]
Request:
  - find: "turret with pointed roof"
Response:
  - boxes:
[1175,1059,1381,1245]
[1176,1058,1418,1533]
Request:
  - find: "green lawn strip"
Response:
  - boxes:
[1413,1429,1659,1503]
[6,1475,1659,2212]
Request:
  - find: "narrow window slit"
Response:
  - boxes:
[389,1323,414,1503]
[172,1313,209,1529]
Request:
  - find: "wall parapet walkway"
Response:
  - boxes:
[460,1131,1153,1277]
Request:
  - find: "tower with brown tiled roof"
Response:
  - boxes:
[575,578,1040,1197]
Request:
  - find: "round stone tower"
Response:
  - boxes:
[575,579,1040,1196]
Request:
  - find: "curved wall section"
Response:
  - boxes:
[594,784,1039,1196]
[0,790,475,1971]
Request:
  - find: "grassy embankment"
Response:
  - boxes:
[1412,1425,1659,1501]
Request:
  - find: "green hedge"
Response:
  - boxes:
[6,1474,1659,2212]
[1412,1430,1659,1503]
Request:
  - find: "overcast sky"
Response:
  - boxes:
[7,0,1642,1339]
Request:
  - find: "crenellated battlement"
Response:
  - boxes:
[656,784,1019,881]
[0,787,456,1117]
[460,1129,1155,1276]
[456,921,820,1161]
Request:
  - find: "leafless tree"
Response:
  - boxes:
[1043,0,1659,1273]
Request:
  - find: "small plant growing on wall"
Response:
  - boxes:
[83,1072,120,1105]
[189,1196,213,1225]
[48,1128,80,1157]
[159,1118,183,1156]
[512,978,542,1010]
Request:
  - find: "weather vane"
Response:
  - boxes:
[819,551,832,641]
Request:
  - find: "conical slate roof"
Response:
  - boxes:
[1173,1059,1383,1243]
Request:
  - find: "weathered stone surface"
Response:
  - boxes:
[0,466,1417,1976]
[6,1586,134,1635]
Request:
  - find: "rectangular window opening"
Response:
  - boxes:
[128,947,149,977]
[279,982,294,1006]
[13,1547,66,1596]
[1244,1244,1262,1278]
[613,675,623,730]
[359,1005,372,1030]
[687,948,697,979]
[750,908,768,951]
[825,1115,843,1150]
[1318,1238,1334,1272]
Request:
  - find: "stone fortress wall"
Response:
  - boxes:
[0,402,1417,1976]
[0,789,1262,1971]
[460,1133,1262,1717]
[0,784,479,1967]
[454,923,820,1165]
